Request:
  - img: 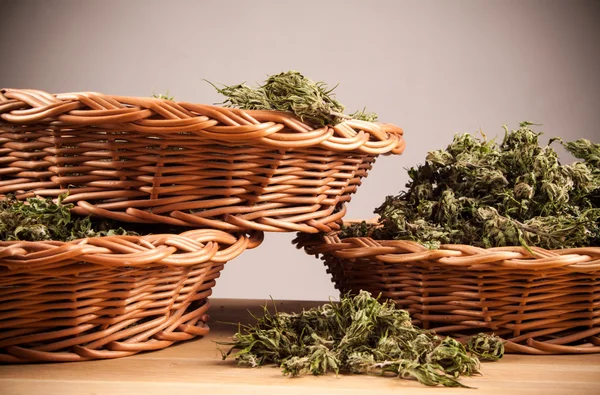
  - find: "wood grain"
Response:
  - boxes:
[1,298,599,395]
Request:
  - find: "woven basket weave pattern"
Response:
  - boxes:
[295,233,600,354]
[0,229,262,363]
[0,89,405,233]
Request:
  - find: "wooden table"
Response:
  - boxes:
[1,298,600,395]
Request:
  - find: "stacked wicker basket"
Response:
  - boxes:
[295,229,600,354]
[0,88,405,362]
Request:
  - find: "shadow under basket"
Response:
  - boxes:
[0,229,262,363]
[0,89,405,233]
[294,232,600,354]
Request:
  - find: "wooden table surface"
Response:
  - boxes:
[1,298,600,395]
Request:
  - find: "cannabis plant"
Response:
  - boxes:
[343,123,600,249]
[208,70,378,126]
[221,291,503,387]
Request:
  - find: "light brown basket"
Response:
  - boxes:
[0,89,405,233]
[0,229,262,363]
[294,231,600,354]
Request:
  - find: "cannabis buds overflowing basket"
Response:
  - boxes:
[0,229,262,363]
[295,230,600,355]
[0,89,405,233]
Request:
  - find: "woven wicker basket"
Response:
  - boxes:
[0,89,405,233]
[0,229,262,363]
[294,230,600,355]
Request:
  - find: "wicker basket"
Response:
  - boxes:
[0,89,405,233]
[0,228,262,363]
[294,231,600,354]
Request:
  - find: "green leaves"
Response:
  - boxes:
[343,124,600,249]
[220,291,503,387]
[349,108,379,123]
[427,338,480,377]
[0,194,137,242]
[152,91,174,100]
[466,333,505,362]
[208,71,378,126]
[562,138,600,168]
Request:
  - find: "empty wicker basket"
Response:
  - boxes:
[295,231,600,355]
[0,229,262,363]
[0,89,405,233]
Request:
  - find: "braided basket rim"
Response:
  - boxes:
[300,231,600,273]
[0,229,263,267]
[0,88,406,155]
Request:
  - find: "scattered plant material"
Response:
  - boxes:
[466,333,505,362]
[220,291,503,387]
[152,91,174,100]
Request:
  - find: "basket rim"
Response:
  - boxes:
[295,224,600,272]
[0,88,405,155]
[0,228,263,268]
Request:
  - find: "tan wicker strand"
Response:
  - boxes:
[0,229,263,363]
[0,89,405,232]
[294,232,600,354]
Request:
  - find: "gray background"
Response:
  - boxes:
[1,0,599,300]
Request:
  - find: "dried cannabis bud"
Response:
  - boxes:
[152,91,174,100]
[466,333,505,362]
[220,291,503,387]
[208,70,378,126]
[343,123,600,249]
[0,194,138,242]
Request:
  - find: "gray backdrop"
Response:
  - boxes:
[1,0,599,300]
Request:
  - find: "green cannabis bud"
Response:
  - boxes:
[220,291,502,387]
[208,70,378,126]
[342,123,600,250]
[466,333,505,362]
[0,194,179,242]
